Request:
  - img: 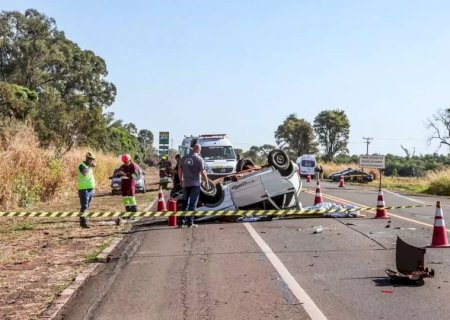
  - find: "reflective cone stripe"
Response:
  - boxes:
[431,201,450,248]
[375,188,389,219]
[157,187,167,211]
[314,181,323,205]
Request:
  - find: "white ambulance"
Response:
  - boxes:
[296,154,316,177]
[179,134,238,179]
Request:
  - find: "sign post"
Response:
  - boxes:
[360,155,386,189]
[159,131,170,156]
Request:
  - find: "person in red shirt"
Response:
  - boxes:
[115,154,140,213]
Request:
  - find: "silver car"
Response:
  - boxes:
[110,166,146,195]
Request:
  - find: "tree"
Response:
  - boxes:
[274,114,318,158]
[0,81,38,120]
[0,9,116,154]
[426,108,450,152]
[313,109,350,162]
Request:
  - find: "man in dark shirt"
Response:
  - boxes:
[178,144,208,227]
[170,154,182,197]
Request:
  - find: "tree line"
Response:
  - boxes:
[0,9,155,162]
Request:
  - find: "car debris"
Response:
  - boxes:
[385,236,434,284]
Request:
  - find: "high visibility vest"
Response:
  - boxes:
[77,162,96,190]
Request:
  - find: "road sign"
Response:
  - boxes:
[159,131,169,145]
[360,155,385,169]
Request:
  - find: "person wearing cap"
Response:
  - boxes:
[77,152,96,228]
[115,154,140,214]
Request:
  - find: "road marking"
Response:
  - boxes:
[305,190,450,232]
[382,189,429,205]
[244,223,328,320]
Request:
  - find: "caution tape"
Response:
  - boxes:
[0,204,432,218]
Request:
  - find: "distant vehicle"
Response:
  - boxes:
[328,168,353,180]
[296,154,316,177]
[172,149,302,212]
[330,168,373,183]
[110,166,146,195]
[179,134,238,179]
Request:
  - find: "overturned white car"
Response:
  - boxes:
[173,149,302,212]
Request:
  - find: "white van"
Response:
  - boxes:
[296,154,316,177]
[179,134,238,179]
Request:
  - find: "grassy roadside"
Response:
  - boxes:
[0,168,159,320]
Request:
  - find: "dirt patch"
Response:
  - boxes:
[0,167,160,320]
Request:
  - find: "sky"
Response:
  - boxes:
[4,0,450,156]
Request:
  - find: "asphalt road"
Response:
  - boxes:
[58,180,450,320]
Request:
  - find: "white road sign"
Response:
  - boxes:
[360,155,385,169]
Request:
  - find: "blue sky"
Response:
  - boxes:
[4,1,450,156]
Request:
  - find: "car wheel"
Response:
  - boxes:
[268,149,290,170]
[236,158,255,172]
[279,161,295,177]
[199,182,223,205]
[200,179,217,197]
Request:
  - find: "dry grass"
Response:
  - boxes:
[0,123,162,319]
[0,123,119,210]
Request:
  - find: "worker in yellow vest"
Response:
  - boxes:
[77,152,96,228]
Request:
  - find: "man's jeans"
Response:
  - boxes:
[182,186,200,225]
[79,188,95,212]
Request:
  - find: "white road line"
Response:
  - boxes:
[244,223,328,320]
[382,189,429,205]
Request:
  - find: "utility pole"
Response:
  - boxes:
[363,137,373,155]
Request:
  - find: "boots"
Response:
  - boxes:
[80,216,90,228]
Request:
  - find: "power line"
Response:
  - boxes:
[362,137,373,155]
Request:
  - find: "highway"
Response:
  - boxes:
[57,180,450,320]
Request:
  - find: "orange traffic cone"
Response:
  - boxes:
[314,180,323,205]
[374,188,389,219]
[430,201,450,248]
[338,175,345,188]
[157,187,167,211]
[167,199,177,226]
[306,175,312,182]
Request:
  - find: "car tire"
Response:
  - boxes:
[199,182,223,205]
[279,161,295,177]
[236,158,255,172]
[268,149,290,171]
[200,179,217,197]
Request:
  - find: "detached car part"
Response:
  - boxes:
[385,236,434,284]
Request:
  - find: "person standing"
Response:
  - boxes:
[170,154,182,197]
[77,152,96,228]
[116,154,140,214]
[319,165,324,180]
[178,144,208,228]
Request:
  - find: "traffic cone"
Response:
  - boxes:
[167,199,177,227]
[314,180,323,205]
[430,201,450,248]
[338,175,345,188]
[157,187,167,211]
[306,175,311,182]
[374,188,389,219]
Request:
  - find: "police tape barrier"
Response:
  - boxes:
[0,204,432,218]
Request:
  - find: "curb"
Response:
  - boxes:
[42,195,159,319]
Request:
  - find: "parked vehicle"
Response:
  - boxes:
[330,168,373,183]
[110,166,146,195]
[179,134,238,179]
[296,154,316,177]
[328,168,353,180]
[172,149,302,212]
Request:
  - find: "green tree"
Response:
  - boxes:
[313,109,350,162]
[274,114,318,158]
[0,81,38,120]
[0,9,116,154]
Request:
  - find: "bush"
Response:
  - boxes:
[0,123,118,209]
